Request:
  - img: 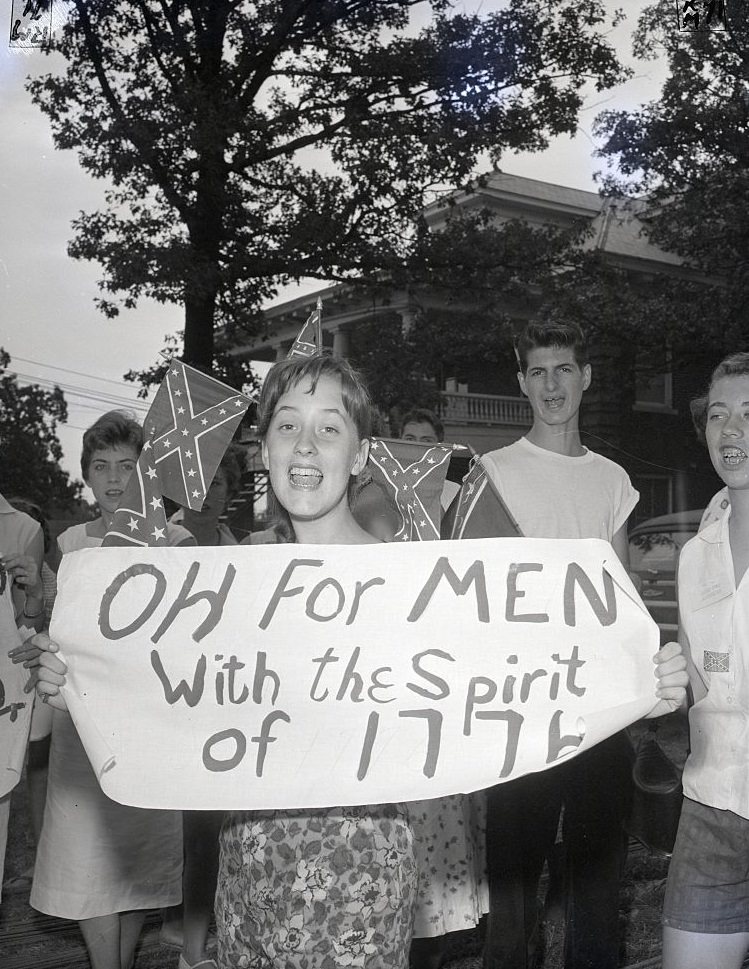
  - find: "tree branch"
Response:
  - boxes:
[72,0,190,219]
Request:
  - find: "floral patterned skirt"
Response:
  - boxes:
[215,804,417,969]
[410,793,489,937]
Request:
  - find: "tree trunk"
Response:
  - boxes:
[182,157,226,371]
[183,273,219,371]
[181,3,230,373]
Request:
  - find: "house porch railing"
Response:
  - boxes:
[440,391,532,426]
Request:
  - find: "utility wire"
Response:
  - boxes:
[8,354,144,392]
[581,430,715,480]
[8,356,713,482]
[8,370,150,412]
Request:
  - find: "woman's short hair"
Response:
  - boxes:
[690,352,749,444]
[81,410,143,478]
[257,354,372,442]
[257,354,373,540]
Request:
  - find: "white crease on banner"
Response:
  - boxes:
[50,538,661,810]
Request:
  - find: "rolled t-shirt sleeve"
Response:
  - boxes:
[612,472,639,536]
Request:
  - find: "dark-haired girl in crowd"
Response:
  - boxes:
[30,411,195,969]
[662,353,749,969]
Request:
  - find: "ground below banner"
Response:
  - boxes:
[1,715,701,969]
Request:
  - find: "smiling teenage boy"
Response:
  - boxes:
[480,322,639,969]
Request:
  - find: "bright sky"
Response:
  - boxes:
[0,0,667,495]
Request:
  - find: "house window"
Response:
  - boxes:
[634,344,674,412]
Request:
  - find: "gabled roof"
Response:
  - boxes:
[424,170,603,228]
[232,172,689,358]
[582,198,683,268]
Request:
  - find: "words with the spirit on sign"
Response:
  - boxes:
[51,538,659,810]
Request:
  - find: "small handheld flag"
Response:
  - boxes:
[288,297,323,358]
[101,455,170,547]
[102,361,252,547]
[441,456,522,540]
[366,437,470,542]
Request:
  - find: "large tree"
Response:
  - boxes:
[29,0,627,385]
[594,0,749,355]
[0,350,81,513]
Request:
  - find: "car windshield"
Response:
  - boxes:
[629,529,694,573]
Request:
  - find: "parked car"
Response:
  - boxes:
[628,509,704,644]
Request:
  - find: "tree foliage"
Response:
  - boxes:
[594,0,749,353]
[0,350,81,513]
[350,209,582,418]
[350,195,722,428]
[29,0,627,385]
[534,246,718,369]
[122,329,262,400]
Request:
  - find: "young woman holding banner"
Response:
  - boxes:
[662,353,749,969]
[35,361,419,969]
[30,411,195,969]
[34,358,688,969]
[214,354,418,968]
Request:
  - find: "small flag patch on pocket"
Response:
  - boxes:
[704,651,730,673]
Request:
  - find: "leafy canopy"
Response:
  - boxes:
[0,350,81,513]
[594,0,749,355]
[29,0,627,381]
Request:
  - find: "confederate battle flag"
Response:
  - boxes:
[367,438,470,542]
[102,361,252,547]
[441,456,521,540]
[288,298,323,358]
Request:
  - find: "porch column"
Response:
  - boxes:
[332,327,351,358]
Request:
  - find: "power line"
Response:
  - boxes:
[8,369,150,412]
[9,354,148,393]
[581,430,715,480]
[63,399,147,416]
[10,368,147,403]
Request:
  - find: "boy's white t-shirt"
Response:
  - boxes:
[482,436,638,541]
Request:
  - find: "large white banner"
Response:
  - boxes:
[51,538,659,810]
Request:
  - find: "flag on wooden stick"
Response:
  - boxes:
[102,361,252,547]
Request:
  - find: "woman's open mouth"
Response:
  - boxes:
[721,446,747,467]
[288,465,323,489]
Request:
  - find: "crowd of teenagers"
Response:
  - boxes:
[1,321,747,969]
